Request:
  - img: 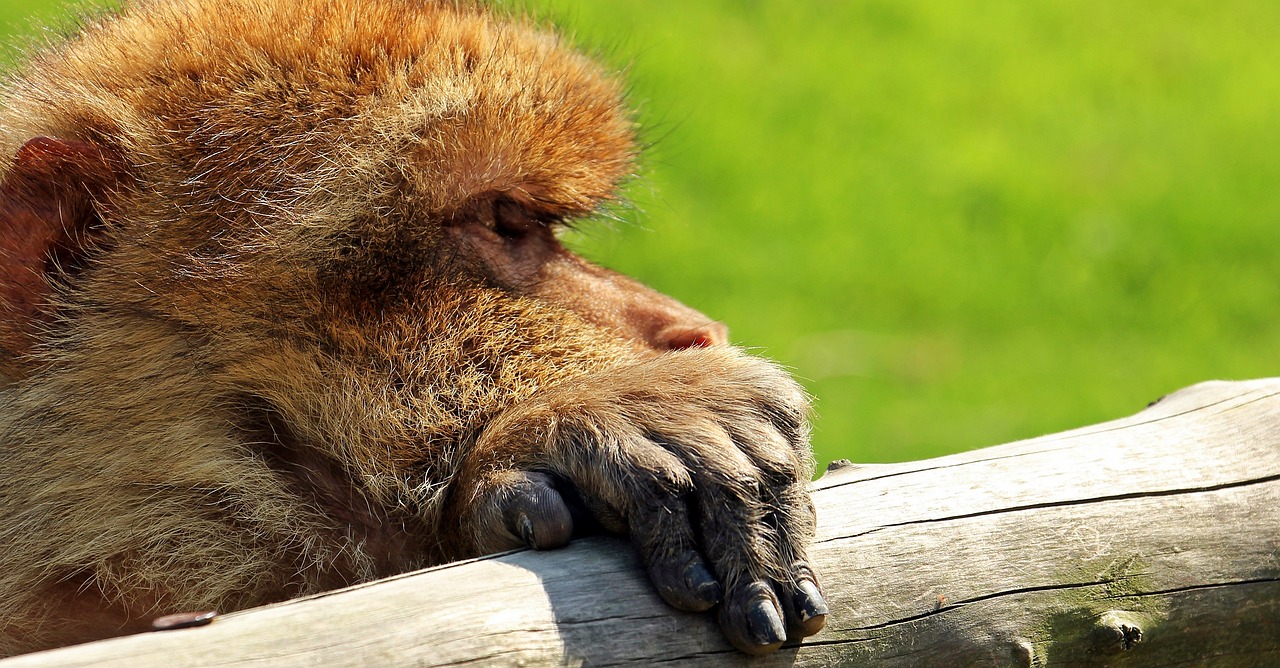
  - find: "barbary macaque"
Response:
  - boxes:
[0,0,826,656]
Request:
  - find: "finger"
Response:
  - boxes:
[469,470,574,553]
[640,424,785,647]
[776,564,828,638]
[720,351,811,448]
[629,495,722,612]
[721,417,809,489]
[760,480,825,638]
[503,471,574,550]
[543,474,613,538]
[759,388,811,451]
[718,579,787,655]
[722,416,825,639]
[556,429,720,611]
[682,465,787,652]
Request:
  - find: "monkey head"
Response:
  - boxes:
[0,0,825,656]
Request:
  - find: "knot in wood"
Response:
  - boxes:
[1091,611,1144,653]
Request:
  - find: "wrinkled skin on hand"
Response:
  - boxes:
[454,347,826,653]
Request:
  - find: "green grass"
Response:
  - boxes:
[5,1,1280,467]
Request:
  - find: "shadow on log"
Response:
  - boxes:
[4,379,1279,666]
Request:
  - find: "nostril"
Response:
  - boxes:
[664,322,729,350]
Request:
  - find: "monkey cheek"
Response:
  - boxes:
[499,472,574,551]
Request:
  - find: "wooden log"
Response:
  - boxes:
[4,379,1278,666]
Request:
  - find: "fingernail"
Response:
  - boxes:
[518,513,535,547]
[746,596,786,646]
[797,580,829,621]
[684,561,722,604]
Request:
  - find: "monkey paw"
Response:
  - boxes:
[452,346,827,654]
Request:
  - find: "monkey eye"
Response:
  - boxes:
[452,195,563,249]
[479,196,559,242]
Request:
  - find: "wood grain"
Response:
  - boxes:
[5,379,1278,666]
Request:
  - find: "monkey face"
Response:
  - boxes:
[443,193,728,351]
[0,0,715,361]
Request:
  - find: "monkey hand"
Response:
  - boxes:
[451,346,827,654]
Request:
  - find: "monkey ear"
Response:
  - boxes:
[0,136,122,377]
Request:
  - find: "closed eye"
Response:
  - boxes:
[491,197,543,240]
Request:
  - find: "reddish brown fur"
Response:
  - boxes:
[0,0,823,657]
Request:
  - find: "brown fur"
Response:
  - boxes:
[0,0,823,656]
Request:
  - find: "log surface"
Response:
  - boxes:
[5,379,1279,666]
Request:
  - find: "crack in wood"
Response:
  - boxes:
[816,474,1280,544]
[817,386,1280,493]
[1115,577,1280,600]
[838,580,1105,632]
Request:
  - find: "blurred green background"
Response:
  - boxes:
[4,1,1279,468]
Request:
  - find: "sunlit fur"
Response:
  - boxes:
[0,0,817,656]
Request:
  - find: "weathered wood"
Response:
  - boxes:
[4,379,1279,666]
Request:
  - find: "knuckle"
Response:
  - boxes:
[719,417,811,486]
[610,434,696,502]
[644,464,695,498]
[758,433,810,481]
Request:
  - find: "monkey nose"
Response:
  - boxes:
[662,321,730,350]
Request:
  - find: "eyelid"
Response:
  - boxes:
[454,195,565,241]
[493,198,558,238]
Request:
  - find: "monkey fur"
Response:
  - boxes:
[0,0,826,656]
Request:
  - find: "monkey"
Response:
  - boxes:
[0,0,826,657]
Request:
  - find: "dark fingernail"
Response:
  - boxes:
[684,560,722,604]
[746,596,787,647]
[797,580,829,622]
[517,513,535,547]
[792,579,828,637]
